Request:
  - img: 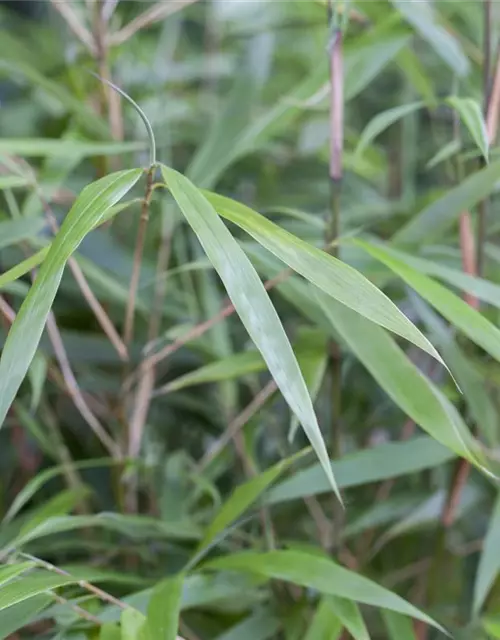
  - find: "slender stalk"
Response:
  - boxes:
[327,14,344,462]
[477,0,493,277]
[123,168,155,346]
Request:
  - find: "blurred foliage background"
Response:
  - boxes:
[1,0,500,638]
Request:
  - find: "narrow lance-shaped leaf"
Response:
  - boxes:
[0,169,142,428]
[314,289,492,475]
[205,550,446,633]
[266,436,455,506]
[446,96,489,162]
[206,191,445,366]
[355,239,500,369]
[161,165,339,501]
[355,102,424,158]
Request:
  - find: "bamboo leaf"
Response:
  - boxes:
[161,165,339,501]
[355,102,424,158]
[0,169,142,428]
[355,239,500,369]
[205,550,445,632]
[446,96,489,161]
[315,291,490,473]
[206,192,444,366]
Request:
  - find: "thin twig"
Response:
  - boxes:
[125,218,173,511]
[108,0,199,47]
[49,0,96,54]
[128,268,292,394]
[123,168,155,346]
[92,0,124,144]
[49,591,103,626]
[196,380,277,473]
[46,314,120,458]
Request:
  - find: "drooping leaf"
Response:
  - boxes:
[315,291,489,470]
[446,96,489,161]
[205,550,445,632]
[206,192,444,365]
[474,492,500,614]
[355,239,500,368]
[0,563,36,588]
[0,169,142,428]
[413,295,497,445]
[161,165,339,500]
[355,102,424,158]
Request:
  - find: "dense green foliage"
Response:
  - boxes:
[0,1,500,638]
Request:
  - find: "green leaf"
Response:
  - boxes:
[413,295,497,445]
[18,488,91,537]
[446,96,489,161]
[474,492,500,614]
[214,609,281,640]
[0,139,145,158]
[0,563,36,587]
[483,617,500,638]
[426,139,461,170]
[0,169,142,428]
[146,574,183,640]
[161,165,339,500]
[394,158,500,244]
[158,351,266,394]
[344,34,411,101]
[4,458,118,523]
[205,550,445,632]
[355,239,500,369]
[382,611,417,640]
[266,436,455,506]
[0,248,49,291]
[0,571,92,612]
[315,290,489,473]
[329,596,370,640]
[0,176,31,190]
[207,192,444,366]
[374,244,500,313]
[197,454,301,554]
[0,217,46,250]
[7,513,200,551]
[390,0,469,76]
[304,598,342,640]
[355,102,424,158]
[121,608,147,640]
[0,594,52,640]
[100,623,122,640]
